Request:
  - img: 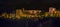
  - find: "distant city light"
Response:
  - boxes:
[0,8,60,19]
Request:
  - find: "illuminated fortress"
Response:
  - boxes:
[0,7,60,19]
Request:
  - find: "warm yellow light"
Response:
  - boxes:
[45,12,49,17]
[9,13,15,18]
[2,13,9,18]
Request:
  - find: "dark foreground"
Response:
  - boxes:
[0,17,60,27]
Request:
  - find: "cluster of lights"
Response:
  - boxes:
[0,7,60,19]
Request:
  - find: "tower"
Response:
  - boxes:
[48,7,56,17]
[49,7,56,14]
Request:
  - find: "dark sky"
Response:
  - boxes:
[0,0,60,13]
[1,0,60,8]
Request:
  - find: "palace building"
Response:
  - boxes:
[0,8,60,19]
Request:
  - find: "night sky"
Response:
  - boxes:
[0,0,60,9]
[0,0,60,13]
